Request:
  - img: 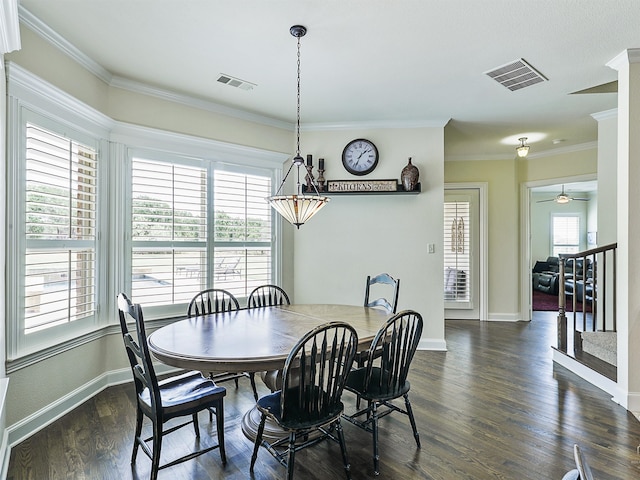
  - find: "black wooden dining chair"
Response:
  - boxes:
[187,288,240,316]
[248,285,291,394]
[250,322,359,480]
[187,288,259,401]
[342,309,423,476]
[364,273,400,314]
[355,273,401,402]
[248,284,291,308]
[562,444,595,480]
[117,293,226,480]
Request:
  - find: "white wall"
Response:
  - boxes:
[593,110,618,246]
[293,127,446,347]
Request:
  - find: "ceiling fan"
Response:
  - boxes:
[536,185,590,204]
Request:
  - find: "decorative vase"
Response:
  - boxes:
[401,157,419,191]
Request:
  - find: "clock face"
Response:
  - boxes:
[342,139,379,176]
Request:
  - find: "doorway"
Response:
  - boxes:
[521,177,597,319]
[444,185,486,320]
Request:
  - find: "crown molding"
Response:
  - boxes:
[591,108,618,121]
[19,6,293,131]
[109,76,292,131]
[6,62,114,133]
[303,118,450,131]
[19,5,112,83]
[526,141,598,158]
[0,0,20,54]
[606,48,640,71]
[445,141,597,162]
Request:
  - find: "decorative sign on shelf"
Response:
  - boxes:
[327,179,398,193]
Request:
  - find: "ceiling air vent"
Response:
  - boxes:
[485,58,547,91]
[217,74,256,91]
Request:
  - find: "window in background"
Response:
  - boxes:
[443,200,470,302]
[552,214,580,256]
[130,157,273,307]
[24,123,98,334]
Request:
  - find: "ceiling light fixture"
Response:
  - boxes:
[267,25,329,229]
[516,137,530,158]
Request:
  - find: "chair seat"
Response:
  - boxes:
[345,367,411,402]
[257,387,344,430]
[139,371,226,416]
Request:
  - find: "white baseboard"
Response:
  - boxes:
[487,312,522,322]
[4,363,178,455]
[0,378,10,480]
[418,338,447,351]
[552,349,621,400]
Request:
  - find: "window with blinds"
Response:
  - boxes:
[131,158,272,306]
[24,123,97,334]
[552,215,580,256]
[443,201,470,302]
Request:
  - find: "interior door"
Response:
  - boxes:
[444,189,480,320]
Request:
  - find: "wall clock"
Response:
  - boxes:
[342,139,379,176]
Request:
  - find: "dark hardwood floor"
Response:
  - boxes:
[8,312,640,479]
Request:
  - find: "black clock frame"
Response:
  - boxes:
[342,139,379,176]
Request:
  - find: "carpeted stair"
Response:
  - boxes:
[581,331,617,366]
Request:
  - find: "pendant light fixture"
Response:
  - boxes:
[267,25,329,229]
[516,137,530,157]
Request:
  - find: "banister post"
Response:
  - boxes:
[557,256,567,352]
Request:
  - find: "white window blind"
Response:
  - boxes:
[443,201,470,302]
[131,159,273,306]
[213,170,272,298]
[131,159,208,306]
[24,123,97,333]
[553,215,580,256]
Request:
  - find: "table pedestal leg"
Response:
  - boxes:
[241,406,288,442]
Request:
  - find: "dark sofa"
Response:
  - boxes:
[532,256,560,294]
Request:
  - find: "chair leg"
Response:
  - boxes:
[151,420,163,480]
[404,393,421,448]
[132,407,143,464]
[355,355,365,409]
[250,413,267,471]
[192,412,200,437]
[335,420,352,480]
[286,431,297,480]
[249,372,258,401]
[371,401,380,476]
[234,377,239,389]
[215,400,226,463]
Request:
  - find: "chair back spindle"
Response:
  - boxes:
[281,322,358,425]
[364,310,422,395]
[187,288,239,317]
[248,284,291,308]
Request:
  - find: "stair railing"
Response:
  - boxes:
[557,243,617,356]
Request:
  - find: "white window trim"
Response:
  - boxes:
[6,63,112,361]
[122,147,280,319]
[551,213,581,256]
[6,62,289,367]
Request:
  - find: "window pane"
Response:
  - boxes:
[553,215,580,256]
[214,171,272,297]
[131,160,273,306]
[131,159,208,304]
[24,124,97,333]
[443,201,470,302]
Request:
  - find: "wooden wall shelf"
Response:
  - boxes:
[302,182,421,196]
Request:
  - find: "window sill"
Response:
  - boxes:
[6,316,184,374]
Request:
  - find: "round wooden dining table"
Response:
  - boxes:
[147,303,392,440]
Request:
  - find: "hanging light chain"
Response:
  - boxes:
[296,32,302,157]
